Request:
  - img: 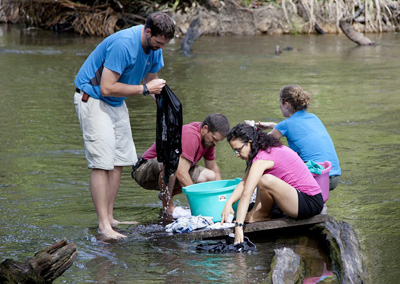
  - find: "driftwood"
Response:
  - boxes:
[181,16,203,55]
[340,17,376,46]
[314,216,365,284]
[264,216,364,283]
[0,238,78,283]
[153,214,330,240]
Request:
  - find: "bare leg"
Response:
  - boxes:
[245,188,271,223]
[107,166,121,225]
[246,174,299,223]
[196,168,216,183]
[261,174,299,217]
[108,166,138,226]
[158,181,182,200]
[159,166,176,217]
[90,169,126,240]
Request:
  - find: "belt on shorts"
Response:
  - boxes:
[76,88,90,102]
[131,158,147,177]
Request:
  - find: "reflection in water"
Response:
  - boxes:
[0,24,399,283]
[303,263,335,283]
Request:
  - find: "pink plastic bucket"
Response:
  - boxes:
[312,161,332,202]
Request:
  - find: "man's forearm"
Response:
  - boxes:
[175,171,193,188]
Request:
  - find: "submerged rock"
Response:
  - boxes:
[268,247,304,284]
[314,216,365,284]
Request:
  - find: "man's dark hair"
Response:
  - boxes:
[202,113,230,137]
[145,12,175,39]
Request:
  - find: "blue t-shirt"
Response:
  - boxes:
[275,110,341,176]
[75,25,164,107]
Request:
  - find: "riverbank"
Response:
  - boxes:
[1,22,400,284]
[0,0,399,37]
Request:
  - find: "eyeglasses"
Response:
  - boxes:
[233,142,248,155]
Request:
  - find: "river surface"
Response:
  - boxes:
[0,24,399,283]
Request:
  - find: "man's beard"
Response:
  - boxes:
[147,36,159,51]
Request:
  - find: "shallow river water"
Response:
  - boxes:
[0,24,399,283]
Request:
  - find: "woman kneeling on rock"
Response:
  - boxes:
[220,123,323,244]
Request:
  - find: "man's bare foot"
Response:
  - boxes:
[110,219,139,227]
[160,210,174,224]
[98,227,127,241]
[245,210,270,223]
[159,204,176,221]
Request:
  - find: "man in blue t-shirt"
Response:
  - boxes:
[74,12,175,240]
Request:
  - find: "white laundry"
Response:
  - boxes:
[172,206,191,219]
[207,222,235,230]
[165,215,214,234]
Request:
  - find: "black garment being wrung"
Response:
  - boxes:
[155,84,183,183]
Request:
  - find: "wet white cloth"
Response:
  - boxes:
[250,187,257,204]
[165,215,214,234]
[172,206,192,219]
[165,214,237,234]
[207,222,235,230]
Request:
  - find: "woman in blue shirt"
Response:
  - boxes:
[247,84,341,190]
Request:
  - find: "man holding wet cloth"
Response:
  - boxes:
[74,12,175,240]
[132,114,230,219]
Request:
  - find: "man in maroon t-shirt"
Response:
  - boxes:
[132,113,230,219]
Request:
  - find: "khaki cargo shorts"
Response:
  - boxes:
[74,91,137,170]
[132,158,204,190]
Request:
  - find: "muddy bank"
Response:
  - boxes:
[174,0,400,37]
[0,0,399,37]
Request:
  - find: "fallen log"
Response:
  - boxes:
[181,16,203,56]
[339,17,376,46]
[0,238,78,283]
[313,216,365,284]
[151,214,330,240]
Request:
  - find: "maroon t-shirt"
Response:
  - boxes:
[142,122,215,166]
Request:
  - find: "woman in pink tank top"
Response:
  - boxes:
[221,123,323,244]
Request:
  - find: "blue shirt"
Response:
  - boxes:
[275,110,341,176]
[75,25,164,107]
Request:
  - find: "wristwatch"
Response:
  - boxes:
[235,222,244,228]
[143,84,150,96]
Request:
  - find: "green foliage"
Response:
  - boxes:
[289,21,301,35]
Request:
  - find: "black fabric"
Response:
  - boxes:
[248,202,286,219]
[196,235,256,253]
[155,84,183,183]
[296,192,324,220]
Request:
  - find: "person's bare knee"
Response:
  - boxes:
[197,169,216,183]
[258,174,277,191]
